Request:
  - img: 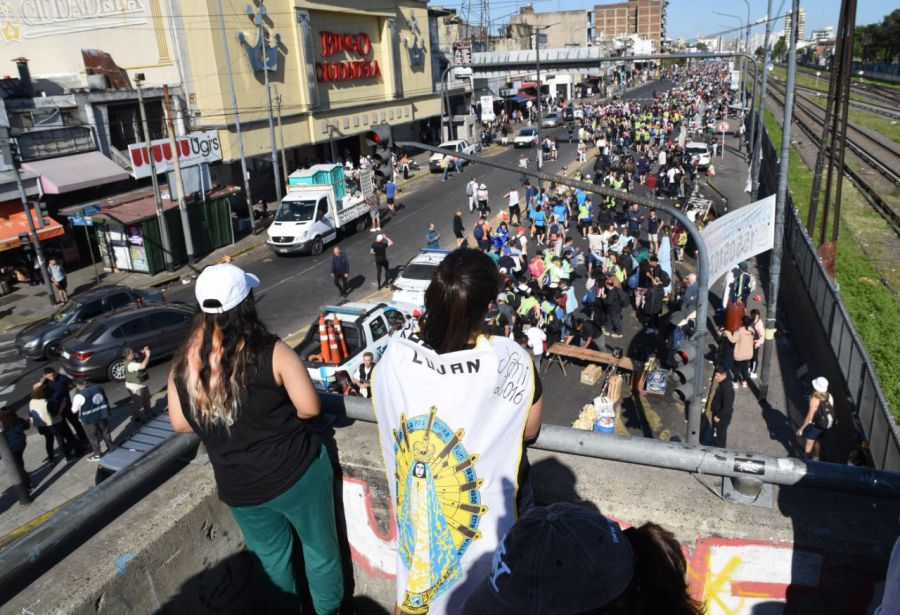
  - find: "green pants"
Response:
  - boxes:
[230,445,344,614]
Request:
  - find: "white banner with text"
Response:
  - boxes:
[704,194,777,283]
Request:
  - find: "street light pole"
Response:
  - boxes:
[530,24,553,171]
[9,143,54,306]
[216,0,256,235]
[135,76,174,271]
[759,0,800,396]
[750,0,773,199]
[163,85,196,264]
[257,5,283,204]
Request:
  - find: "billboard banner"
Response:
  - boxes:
[128,131,222,179]
[480,95,495,122]
[704,194,777,283]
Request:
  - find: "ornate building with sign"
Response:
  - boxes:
[0,0,442,200]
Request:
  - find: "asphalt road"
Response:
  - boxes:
[4,79,693,437]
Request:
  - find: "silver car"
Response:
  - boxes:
[541,113,562,128]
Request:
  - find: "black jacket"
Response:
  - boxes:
[331,253,349,275]
[711,380,735,423]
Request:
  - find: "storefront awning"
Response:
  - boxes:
[505,95,534,104]
[0,201,64,252]
[22,151,130,194]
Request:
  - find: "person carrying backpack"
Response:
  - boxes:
[473,216,491,251]
[797,377,835,461]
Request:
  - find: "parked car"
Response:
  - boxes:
[15,285,165,360]
[685,141,712,170]
[513,128,539,148]
[541,113,562,128]
[428,139,477,172]
[293,302,409,391]
[391,249,449,308]
[60,303,195,381]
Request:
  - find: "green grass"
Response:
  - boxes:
[795,88,900,144]
[764,109,900,418]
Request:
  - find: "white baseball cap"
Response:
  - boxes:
[812,377,829,393]
[195,263,260,314]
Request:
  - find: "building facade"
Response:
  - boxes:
[594,0,666,52]
[784,8,807,41]
[507,7,594,50]
[0,0,442,200]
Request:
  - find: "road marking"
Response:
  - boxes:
[0,503,67,550]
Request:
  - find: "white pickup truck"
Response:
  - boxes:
[267,166,371,255]
[293,302,409,391]
[428,139,478,172]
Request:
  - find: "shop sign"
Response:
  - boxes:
[128,131,222,179]
[317,31,381,82]
[452,43,471,67]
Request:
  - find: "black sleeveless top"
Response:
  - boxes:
[177,335,319,506]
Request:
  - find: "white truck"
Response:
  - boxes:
[267,164,372,256]
[292,302,409,391]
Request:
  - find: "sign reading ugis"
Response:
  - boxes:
[128,131,222,179]
[316,31,381,83]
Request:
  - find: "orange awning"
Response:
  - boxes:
[0,201,65,252]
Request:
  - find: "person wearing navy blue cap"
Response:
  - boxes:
[462,502,703,615]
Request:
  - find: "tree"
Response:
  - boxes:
[772,35,787,61]
[755,45,765,58]
[696,42,709,52]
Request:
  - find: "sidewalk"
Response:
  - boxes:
[698,120,807,458]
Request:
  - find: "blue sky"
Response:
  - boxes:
[452,1,895,40]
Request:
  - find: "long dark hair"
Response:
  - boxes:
[604,523,705,615]
[172,291,270,429]
[420,248,499,353]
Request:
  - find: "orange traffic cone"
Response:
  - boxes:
[326,321,341,364]
[333,314,349,360]
[318,314,333,364]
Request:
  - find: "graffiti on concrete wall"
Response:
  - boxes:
[341,477,882,614]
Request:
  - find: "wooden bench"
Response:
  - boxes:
[543,342,641,377]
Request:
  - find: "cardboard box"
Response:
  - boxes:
[581,364,603,386]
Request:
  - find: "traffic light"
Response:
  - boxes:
[672,338,700,403]
[365,124,393,189]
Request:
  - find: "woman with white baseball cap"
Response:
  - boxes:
[166,263,343,614]
[797,376,835,461]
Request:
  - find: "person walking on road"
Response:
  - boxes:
[48,258,68,303]
[41,366,89,450]
[330,246,350,297]
[453,210,465,248]
[710,368,735,448]
[476,183,490,215]
[385,177,397,215]
[466,177,479,213]
[797,377,835,461]
[722,316,756,389]
[124,346,152,422]
[371,233,393,290]
[505,187,521,225]
[29,383,76,462]
[425,223,441,249]
[72,379,113,461]
[167,263,344,614]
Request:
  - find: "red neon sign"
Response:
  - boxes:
[317,31,381,83]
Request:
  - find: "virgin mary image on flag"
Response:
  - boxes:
[394,408,487,613]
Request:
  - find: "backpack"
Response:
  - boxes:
[474,223,484,240]
[627,269,640,290]
[813,397,835,430]
[466,182,475,196]
[549,223,560,242]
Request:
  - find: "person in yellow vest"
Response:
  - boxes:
[123,346,152,423]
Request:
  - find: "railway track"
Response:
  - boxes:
[767,79,900,236]
[793,85,900,120]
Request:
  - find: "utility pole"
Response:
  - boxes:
[759,0,799,396]
[216,0,256,236]
[750,0,773,199]
[530,25,553,171]
[10,140,54,306]
[275,89,289,183]
[135,75,174,271]
[162,85,196,264]
[256,3,283,204]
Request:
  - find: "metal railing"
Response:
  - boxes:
[754,118,899,470]
[2,392,899,595]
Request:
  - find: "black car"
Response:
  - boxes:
[15,285,165,360]
[60,303,194,381]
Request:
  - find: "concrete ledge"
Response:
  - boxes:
[6,420,898,613]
